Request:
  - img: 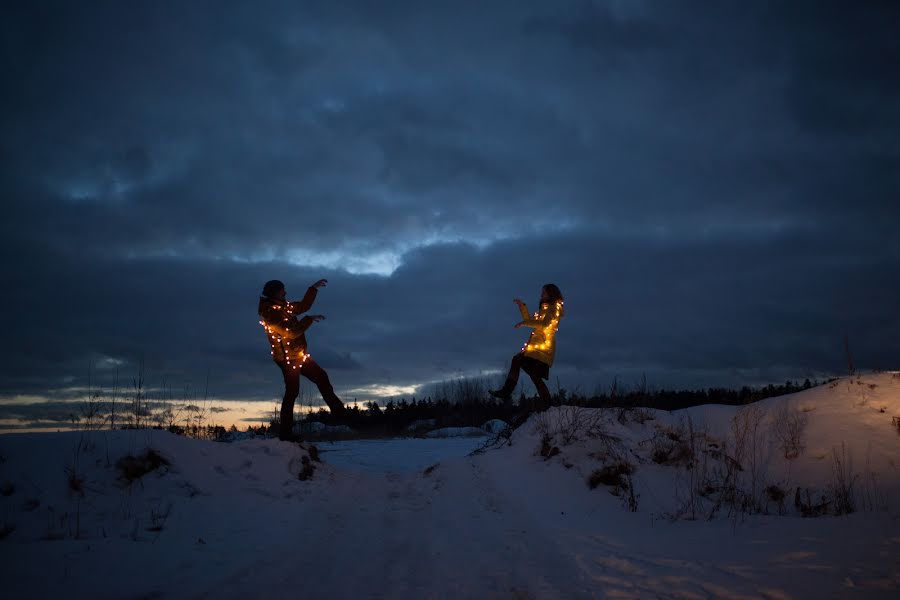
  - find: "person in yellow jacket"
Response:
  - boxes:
[490,283,565,410]
[258,279,346,440]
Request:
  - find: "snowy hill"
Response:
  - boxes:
[1,373,898,598]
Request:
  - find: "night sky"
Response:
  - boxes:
[2,1,899,426]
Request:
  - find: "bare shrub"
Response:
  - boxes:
[859,448,888,512]
[158,402,185,434]
[588,462,634,491]
[146,502,172,533]
[631,408,654,424]
[795,487,830,517]
[765,484,788,515]
[643,421,694,467]
[729,405,768,512]
[773,402,809,459]
[666,407,771,521]
[62,435,96,539]
[65,466,84,496]
[116,449,171,484]
[470,426,514,455]
[534,406,609,447]
[539,434,560,459]
[830,442,856,515]
[80,390,105,431]
[647,416,718,521]
[587,458,638,512]
[130,360,149,429]
[786,443,869,518]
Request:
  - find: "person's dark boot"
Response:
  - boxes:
[320,403,349,427]
[323,395,347,418]
[488,379,516,400]
[489,388,512,400]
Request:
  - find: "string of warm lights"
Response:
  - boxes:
[521,300,564,356]
[259,302,311,370]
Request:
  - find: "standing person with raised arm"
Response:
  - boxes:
[490,283,565,411]
[258,278,346,441]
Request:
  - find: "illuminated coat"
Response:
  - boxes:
[257,287,318,369]
[519,300,565,366]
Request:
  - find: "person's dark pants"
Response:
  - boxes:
[278,357,345,440]
[498,352,551,410]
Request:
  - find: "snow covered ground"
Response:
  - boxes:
[1,373,898,598]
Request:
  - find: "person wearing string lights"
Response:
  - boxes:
[258,278,346,440]
[489,283,565,411]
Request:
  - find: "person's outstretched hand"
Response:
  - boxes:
[312,279,328,289]
[514,321,525,329]
[513,298,525,308]
[309,314,326,323]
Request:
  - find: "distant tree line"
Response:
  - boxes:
[289,377,828,436]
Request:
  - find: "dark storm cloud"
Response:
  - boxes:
[2,1,899,417]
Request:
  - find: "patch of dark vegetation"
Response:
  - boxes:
[297,455,315,481]
[765,484,788,515]
[307,445,320,463]
[116,449,171,483]
[65,466,84,496]
[587,462,634,491]
[765,484,786,502]
[539,435,560,460]
[645,424,694,466]
[0,481,14,497]
[588,461,639,511]
[795,488,830,517]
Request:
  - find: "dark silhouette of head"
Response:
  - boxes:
[541,283,564,304]
[262,279,285,299]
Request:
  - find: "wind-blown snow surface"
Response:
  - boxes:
[1,374,899,598]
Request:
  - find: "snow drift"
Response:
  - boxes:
[0,373,898,598]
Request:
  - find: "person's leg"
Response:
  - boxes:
[490,353,524,399]
[300,357,346,415]
[529,374,551,411]
[521,360,551,411]
[279,363,301,440]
